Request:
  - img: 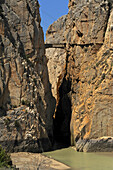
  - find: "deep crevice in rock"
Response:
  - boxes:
[53,51,72,149]
[103,2,112,41]
[53,77,72,149]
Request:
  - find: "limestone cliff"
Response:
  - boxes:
[46,0,113,149]
[0,0,55,152]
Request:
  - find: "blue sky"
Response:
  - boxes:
[38,0,68,40]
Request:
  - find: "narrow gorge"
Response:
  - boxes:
[0,0,113,153]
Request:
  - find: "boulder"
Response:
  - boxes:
[76,137,113,152]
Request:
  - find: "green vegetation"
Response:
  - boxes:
[0,145,12,168]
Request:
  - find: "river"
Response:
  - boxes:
[43,147,113,170]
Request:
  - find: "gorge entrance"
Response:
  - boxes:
[53,76,72,149]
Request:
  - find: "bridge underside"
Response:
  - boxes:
[45,43,103,49]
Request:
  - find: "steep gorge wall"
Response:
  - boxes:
[46,0,113,148]
[0,0,55,152]
[0,0,113,153]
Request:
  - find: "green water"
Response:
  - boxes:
[43,147,113,170]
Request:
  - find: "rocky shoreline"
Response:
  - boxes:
[10,152,70,170]
[76,137,113,152]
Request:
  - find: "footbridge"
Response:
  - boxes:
[45,42,103,49]
[45,43,66,49]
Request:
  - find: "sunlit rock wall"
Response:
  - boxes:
[46,0,113,146]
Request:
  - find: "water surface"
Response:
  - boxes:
[43,147,113,170]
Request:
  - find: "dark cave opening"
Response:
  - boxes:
[53,77,72,149]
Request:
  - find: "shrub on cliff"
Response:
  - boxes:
[0,145,12,168]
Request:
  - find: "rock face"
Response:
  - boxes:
[0,0,55,152]
[46,0,113,149]
[0,0,113,153]
[76,137,113,152]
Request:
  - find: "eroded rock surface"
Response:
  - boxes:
[11,152,70,170]
[76,137,113,152]
[0,0,55,152]
[46,0,113,150]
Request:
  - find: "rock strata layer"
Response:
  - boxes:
[0,0,55,152]
[46,0,113,150]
